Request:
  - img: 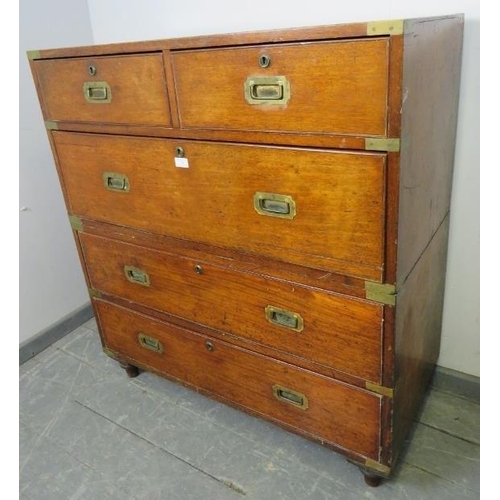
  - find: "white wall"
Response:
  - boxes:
[19,0,94,344]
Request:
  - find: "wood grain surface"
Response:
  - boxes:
[54,132,387,280]
[80,232,384,382]
[34,54,171,126]
[172,39,389,136]
[96,299,382,459]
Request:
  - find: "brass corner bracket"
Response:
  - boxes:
[364,138,400,152]
[365,282,397,306]
[365,381,394,398]
[366,20,404,36]
[68,215,83,232]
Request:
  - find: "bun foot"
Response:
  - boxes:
[119,361,139,378]
[363,473,382,487]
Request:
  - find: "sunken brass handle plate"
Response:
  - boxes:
[124,266,150,286]
[253,192,296,219]
[83,81,112,103]
[103,172,129,192]
[265,306,304,332]
[272,385,309,410]
[103,172,130,192]
[244,76,290,105]
[138,333,164,353]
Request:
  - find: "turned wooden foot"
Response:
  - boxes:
[363,473,382,487]
[119,361,139,378]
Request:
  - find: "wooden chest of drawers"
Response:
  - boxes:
[28,15,464,486]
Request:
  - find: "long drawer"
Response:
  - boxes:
[96,299,382,459]
[34,54,171,126]
[171,39,389,136]
[81,232,383,382]
[55,132,387,280]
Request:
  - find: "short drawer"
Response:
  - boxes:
[55,132,386,280]
[96,299,382,459]
[172,39,389,136]
[34,54,171,126]
[81,232,383,383]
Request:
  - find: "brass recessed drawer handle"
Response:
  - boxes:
[103,172,129,192]
[83,81,112,103]
[138,333,164,353]
[244,76,290,105]
[273,385,309,410]
[253,192,296,219]
[124,266,150,286]
[265,306,304,332]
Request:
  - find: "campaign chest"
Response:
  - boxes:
[28,15,464,485]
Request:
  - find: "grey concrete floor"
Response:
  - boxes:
[20,318,480,499]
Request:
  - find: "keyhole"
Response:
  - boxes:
[175,146,185,158]
[88,65,97,76]
[205,341,214,352]
[194,264,203,275]
[259,55,271,68]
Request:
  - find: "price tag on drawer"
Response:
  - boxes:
[174,157,189,168]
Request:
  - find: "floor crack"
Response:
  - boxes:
[73,399,247,496]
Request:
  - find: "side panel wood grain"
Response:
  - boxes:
[80,232,384,382]
[392,215,450,464]
[53,132,387,280]
[96,299,382,459]
[396,16,464,285]
[172,39,389,136]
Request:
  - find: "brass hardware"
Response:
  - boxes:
[365,282,397,306]
[83,81,112,103]
[258,54,271,68]
[265,306,304,332]
[364,459,391,476]
[253,192,296,219]
[364,138,400,152]
[88,288,102,299]
[367,19,404,36]
[273,385,309,410]
[194,264,203,275]
[244,76,290,105]
[27,49,41,60]
[365,381,394,398]
[138,333,164,353]
[103,172,130,192]
[124,266,150,286]
[88,64,97,76]
[68,215,83,232]
[44,120,58,130]
[103,347,118,359]
[175,146,185,158]
[205,340,214,352]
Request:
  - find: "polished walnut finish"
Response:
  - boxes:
[29,15,464,486]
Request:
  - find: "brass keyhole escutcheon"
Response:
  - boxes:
[175,146,185,158]
[205,341,214,352]
[88,65,97,76]
[259,54,271,68]
[194,264,203,275]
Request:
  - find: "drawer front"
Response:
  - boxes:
[81,233,383,382]
[172,39,389,136]
[35,54,171,126]
[55,132,386,280]
[96,299,382,459]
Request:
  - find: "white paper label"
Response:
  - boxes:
[174,157,189,168]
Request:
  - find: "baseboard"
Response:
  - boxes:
[431,365,480,404]
[19,302,94,365]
